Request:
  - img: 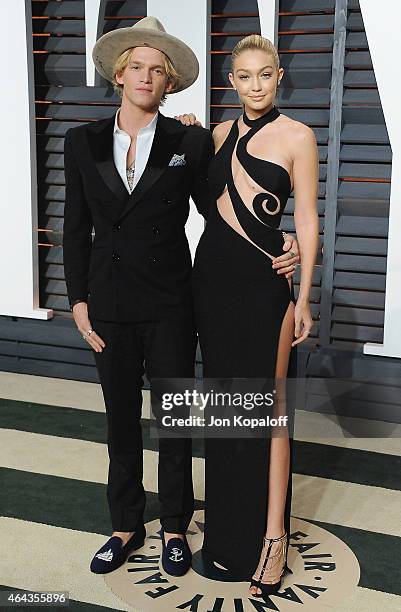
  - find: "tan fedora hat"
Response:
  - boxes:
[92,16,199,93]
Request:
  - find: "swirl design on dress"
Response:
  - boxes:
[252,191,281,225]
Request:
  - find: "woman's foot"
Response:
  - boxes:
[250,531,287,596]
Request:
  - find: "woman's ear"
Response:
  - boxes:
[278,67,284,86]
[228,72,236,91]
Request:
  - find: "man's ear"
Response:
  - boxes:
[115,69,125,86]
[165,80,174,94]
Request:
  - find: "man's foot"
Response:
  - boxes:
[163,532,184,544]
[160,528,192,576]
[90,524,146,574]
[112,530,134,546]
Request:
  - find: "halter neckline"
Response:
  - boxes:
[242,105,280,129]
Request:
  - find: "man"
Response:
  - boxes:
[63,16,300,576]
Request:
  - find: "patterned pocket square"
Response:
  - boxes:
[168,153,186,167]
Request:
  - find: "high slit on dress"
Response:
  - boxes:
[192,106,297,580]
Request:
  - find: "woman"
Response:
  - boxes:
[190,34,319,599]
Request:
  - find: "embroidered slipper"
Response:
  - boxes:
[160,528,192,577]
[90,524,146,574]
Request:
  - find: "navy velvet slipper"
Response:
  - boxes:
[90,524,146,574]
[160,528,192,576]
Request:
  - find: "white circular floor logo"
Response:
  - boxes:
[104,510,360,611]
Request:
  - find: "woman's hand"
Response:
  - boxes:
[174,113,203,127]
[272,232,300,279]
[292,300,313,347]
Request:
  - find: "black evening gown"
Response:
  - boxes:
[192,106,297,580]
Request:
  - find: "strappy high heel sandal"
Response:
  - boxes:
[250,531,288,598]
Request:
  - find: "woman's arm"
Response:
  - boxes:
[173,114,233,155]
[291,124,319,344]
[174,113,202,126]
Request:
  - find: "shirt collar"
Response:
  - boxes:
[114,108,158,135]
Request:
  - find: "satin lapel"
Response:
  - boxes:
[87,114,128,209]
[118,115,183,221]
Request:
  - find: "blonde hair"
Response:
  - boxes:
[112,47,180,104]
[231,34,280,71]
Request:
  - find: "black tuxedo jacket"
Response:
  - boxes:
[63,111,214,321]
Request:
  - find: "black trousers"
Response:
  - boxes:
[92,313,196,533]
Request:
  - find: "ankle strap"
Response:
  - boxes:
[263,531,287,544]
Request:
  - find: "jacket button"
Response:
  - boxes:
[112,252,120,262]
[162,196,172,204]
[113,223,121,231]
[149,256,157,264]
[152,225,160,234]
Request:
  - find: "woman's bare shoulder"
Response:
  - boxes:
[212,120,234,145]
[279,113,316,145]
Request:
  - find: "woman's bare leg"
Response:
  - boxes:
[250,300,294,595]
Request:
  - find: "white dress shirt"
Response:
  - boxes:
[113,108,158,194]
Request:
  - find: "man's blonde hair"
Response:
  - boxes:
[231,34,280,71]
[112,47,180,104]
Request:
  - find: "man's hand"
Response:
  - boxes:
[72,302,105,353]
[272,233,300,279]
[174,113,203,127]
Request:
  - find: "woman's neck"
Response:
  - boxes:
[243,103,274,121]
[242,104,280,130]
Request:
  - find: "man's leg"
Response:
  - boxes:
[144,313,197,537]
[92,318,146,536]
